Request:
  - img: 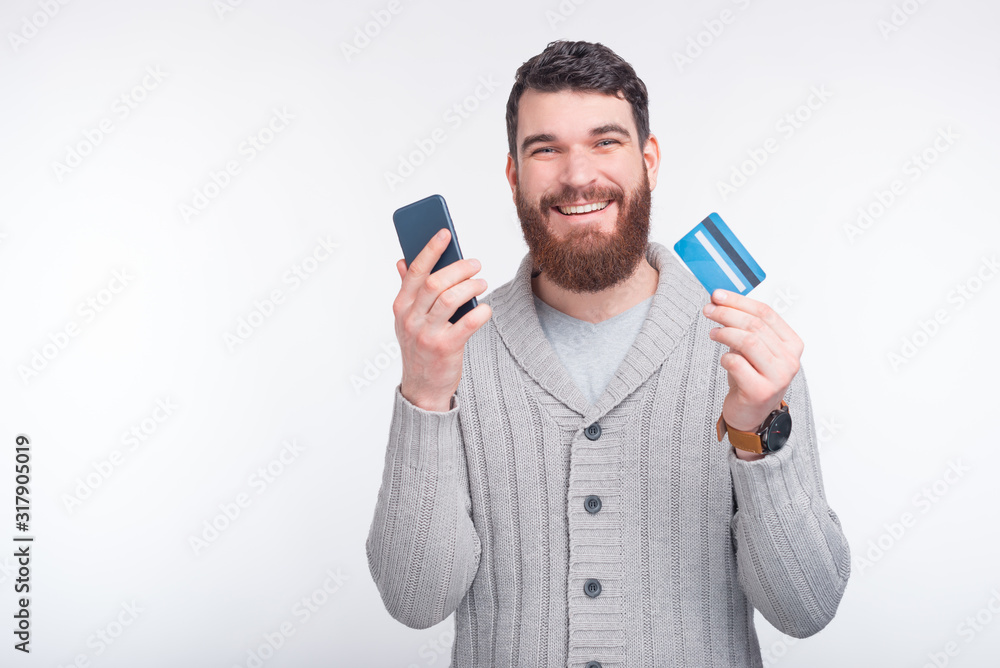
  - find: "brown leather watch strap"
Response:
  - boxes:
[716,400,788,455]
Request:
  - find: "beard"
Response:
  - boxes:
[515,167,651,294]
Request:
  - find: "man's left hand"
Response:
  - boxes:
[702,288,804,438]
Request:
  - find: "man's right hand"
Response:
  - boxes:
[394,228,493,412]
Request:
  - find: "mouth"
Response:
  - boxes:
[552,200,613,217]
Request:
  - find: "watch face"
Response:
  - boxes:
[764,412,792,452]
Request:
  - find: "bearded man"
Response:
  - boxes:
[368,39,850,668]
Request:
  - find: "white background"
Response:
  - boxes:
[1,0,998,666]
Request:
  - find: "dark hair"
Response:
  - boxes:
[505,40,650,167]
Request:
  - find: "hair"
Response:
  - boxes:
[505,40,650,168]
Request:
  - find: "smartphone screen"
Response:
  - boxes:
[392,194,478,324]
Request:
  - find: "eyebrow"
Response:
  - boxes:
[520,123,632,156]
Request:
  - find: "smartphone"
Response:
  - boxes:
[392,194,478,325]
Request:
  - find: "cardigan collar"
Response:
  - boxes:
[485,240,709,424]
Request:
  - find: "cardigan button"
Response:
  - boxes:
[584,422,602,440]
[584,578,602,598]
[585,662,603,668]
[584,495,602,514]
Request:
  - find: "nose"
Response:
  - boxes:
[558,145,599,192]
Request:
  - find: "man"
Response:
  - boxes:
[367,40,850,667]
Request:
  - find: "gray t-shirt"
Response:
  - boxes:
[533,293,654,406]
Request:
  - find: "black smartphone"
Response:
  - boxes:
[392,194,478,325]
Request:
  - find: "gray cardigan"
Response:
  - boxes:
[367,241,851,667]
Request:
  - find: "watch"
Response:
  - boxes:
[715,400,791,455]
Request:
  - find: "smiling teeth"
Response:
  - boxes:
[557,201,610,215]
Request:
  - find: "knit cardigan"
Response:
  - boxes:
[367,240,851,667]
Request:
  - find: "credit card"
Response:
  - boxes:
[673,213,765,297]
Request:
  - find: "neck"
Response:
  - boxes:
[531,256,659,324]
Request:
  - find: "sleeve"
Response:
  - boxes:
[727,364,851,638]
[365,383,481,629]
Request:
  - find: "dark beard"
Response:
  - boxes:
[515,168,651,293]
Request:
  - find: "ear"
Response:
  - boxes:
[505,153,518,203]
[642,133,661,191]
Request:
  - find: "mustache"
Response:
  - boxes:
[538,184,625,210]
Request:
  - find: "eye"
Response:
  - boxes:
[531,147,555,155]
[597,139,619,147]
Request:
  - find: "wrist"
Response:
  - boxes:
[733,446,766,462]
[399,383,455,413]
[726,399,785,432]
[717,399,790,456]
[410,396,454,413]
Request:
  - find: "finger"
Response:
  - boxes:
[413,259,482,324]
[396,258,406,281]
[710,325,784,382]
[412,256,483,321]
[428,275,489,325]
[400,228,481,317]
[711,289,802,348]
[704,302,785,359]
[720,351,770,399]
[399,228,451,303]
[441,302,493,349]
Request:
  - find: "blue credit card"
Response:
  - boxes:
[673,213,765,297]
